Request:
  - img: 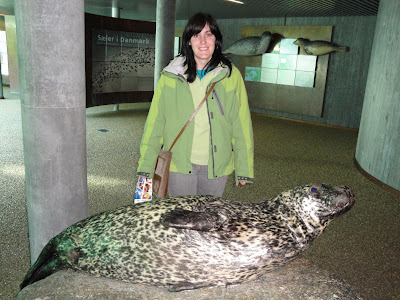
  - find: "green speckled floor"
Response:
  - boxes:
[1,89,399,299]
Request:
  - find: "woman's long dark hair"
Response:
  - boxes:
[180,12,232,83]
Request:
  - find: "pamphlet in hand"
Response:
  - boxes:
[134,176,152,204]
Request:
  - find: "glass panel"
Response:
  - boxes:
[245,67,261,82]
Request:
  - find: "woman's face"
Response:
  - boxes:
[189,23,216,69]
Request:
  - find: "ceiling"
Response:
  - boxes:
[1,0,380,21]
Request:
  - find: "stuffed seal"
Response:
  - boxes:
[223,31,272,56]
[20,183,355,292]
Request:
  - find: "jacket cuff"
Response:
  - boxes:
[137,171,151,178]
[236,175,254,182]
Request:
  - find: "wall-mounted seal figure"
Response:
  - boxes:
[223,31,272,56]
[294,38,349,56]
[20,184,355,292]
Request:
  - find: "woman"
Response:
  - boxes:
[137,12,254,197]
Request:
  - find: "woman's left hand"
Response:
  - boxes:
[236,181,246,186]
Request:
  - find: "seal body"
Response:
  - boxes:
[20,184,355,291]
[223,31,272,56]
[294,38,349,56]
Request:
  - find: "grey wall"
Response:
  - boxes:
[355,0,400,191]
[177,15,376,129]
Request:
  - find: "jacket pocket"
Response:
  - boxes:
[213,89,224,116]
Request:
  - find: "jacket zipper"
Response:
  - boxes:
[206,98,216,178]
[206,76,227,178]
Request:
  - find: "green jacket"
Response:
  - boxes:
[137,56,254,182]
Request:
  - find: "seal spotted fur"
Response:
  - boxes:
[20,184,355,291]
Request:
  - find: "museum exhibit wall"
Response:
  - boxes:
[178,15,376,129]
[85,13,156,107]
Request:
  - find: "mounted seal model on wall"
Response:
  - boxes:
[294,38,349,56]
[223,31,272,56]
[20,184,355,292]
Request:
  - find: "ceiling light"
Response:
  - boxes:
[225,0,244,4]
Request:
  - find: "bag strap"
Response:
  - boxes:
[168,82,217,152]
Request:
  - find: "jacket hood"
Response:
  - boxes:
[163,56,229,81]
[163,56,187,77]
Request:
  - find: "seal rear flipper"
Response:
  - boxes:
[161,209,225,231]
[20,238,64,290]
[20,257,61,290]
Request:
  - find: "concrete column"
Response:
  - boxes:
[154,0,176,88]
[355,0,400,191]
[0,63,3,99]
[112,0,121,111]
[15,0,88,263]
[111,0,121,18]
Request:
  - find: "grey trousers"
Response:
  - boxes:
[167,164,228,197]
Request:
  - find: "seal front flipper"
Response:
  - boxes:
[161,209,226,231]
[168,281,220,292]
